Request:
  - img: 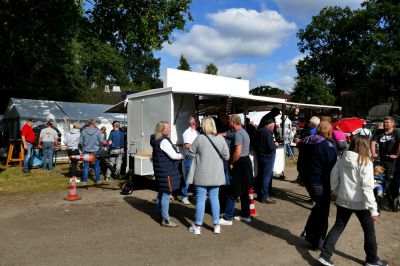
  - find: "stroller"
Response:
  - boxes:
[374,158,400,212]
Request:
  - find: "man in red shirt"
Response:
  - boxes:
[21,118,36,173]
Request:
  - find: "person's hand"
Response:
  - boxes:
[388,154,398,159]
[23,143,28,150]
[371,215,379,222]
[229,164,233,170]
[37,144,42,149]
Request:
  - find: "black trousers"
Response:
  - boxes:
[304,183,331,248]
[67,149,80,177]
[320,205,379,264]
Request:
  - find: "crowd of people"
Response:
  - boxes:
[19,112,398,266]
[20,119,125,184]
[150,113,397,266]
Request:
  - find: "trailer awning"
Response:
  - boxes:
[105,100,127,113]
[283,101,342,110]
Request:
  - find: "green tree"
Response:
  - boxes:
[250,85,286,96]
[177,54,191,71]
[0,0,81,112]
[87,0,192,88]
[291,75,335,105]
[296,1,400,114]
[204,63,218,75]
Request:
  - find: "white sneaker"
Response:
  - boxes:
[188,224,201,235]
[219,217,233,225]
[234,216,251,223]
[213,224,221,234]
[69,177,80,183]
[182,197,191,205]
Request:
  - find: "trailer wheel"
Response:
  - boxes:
[121,181,134,195]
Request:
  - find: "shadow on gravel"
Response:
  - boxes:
[272,187,313,210]
[247,217,320,265]
[123,196,194,228]
[334,250,364,265]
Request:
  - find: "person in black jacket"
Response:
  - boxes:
[150,121,184,228]
[255,119,277,203]
[297,121,337,249]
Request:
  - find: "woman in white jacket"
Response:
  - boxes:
[318,136,388,266]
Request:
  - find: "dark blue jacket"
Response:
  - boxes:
[150,134,182,192]
[297,134,337,186]
[254,127,276,157]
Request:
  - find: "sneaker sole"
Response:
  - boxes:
[318,257,334,266]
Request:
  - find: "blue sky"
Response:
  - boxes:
[156,0,364,91]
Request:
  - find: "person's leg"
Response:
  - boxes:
[42,143,49,170]
[355,209,379,264]
[256,157,265,199]
[23,143,33,171]
[106,151,116,178]
[158,191,171,221]
[320,205,353,260]
[291,146,296,158]
[47,142,54,170]
[240,189,250,218]
[208,186,220,225]
[182,157,191,199]
[223,196,236,221]
[82,160,89,183]
[94,157,101,183]
[304,184,324,246]
[115,149,123,177]
[261,156,274,200]
[194,186,207,225]
[70,149,79,177]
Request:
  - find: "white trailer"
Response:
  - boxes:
[106,68,341,178]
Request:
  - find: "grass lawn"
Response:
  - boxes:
[0,164,71,193]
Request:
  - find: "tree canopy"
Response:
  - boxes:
[294,0,400,115]
[177,55,191,71]
[0,0,192,112]
[204,63,218,75]
[250,85,286,96]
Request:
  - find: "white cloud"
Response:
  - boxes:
[218,63,258,80]
[273,0,364,20]
[163,8,296,64]
[257,75,295,92]
[277,55,305,73]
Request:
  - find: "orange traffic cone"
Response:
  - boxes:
[249,187,256,216]
[64,176,81,201]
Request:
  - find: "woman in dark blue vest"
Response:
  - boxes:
[150,121,183,227]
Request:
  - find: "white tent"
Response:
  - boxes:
[2,98,125,147]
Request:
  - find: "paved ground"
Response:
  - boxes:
[0,165,399,266]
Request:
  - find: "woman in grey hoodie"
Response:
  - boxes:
[64,122,81,178]
[187,117,230,235]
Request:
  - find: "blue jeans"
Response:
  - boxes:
[182,157,192,198]
[157,191,171,220]
[195,186,220,225]
[223,190,250,221]
[256,154,276,200]
[82,151,101,183]
[42,142,55,170]
[286,145,295,157]
[23,142,33,171]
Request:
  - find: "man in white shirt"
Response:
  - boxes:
[181,115,199,205]
[359,123,372,140]
[38,121,58,170]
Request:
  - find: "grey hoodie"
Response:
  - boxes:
[79,127,103,152]
[330,151,378,216]
[64,128,80,149]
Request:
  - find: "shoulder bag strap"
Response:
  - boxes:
[204,134,223,159]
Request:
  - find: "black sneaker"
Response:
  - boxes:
[318,256,334,266]
[365,260,389,266]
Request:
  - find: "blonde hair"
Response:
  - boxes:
[317,121,333,139]
[72,122,80,129]
[374,165,385,175]
[87,119,96,126]
[201,116,217,135]
[348,135,371,166]
[155,121,168,140]
[113,122,120,128]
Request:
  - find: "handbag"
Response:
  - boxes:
[204,134,231,185]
